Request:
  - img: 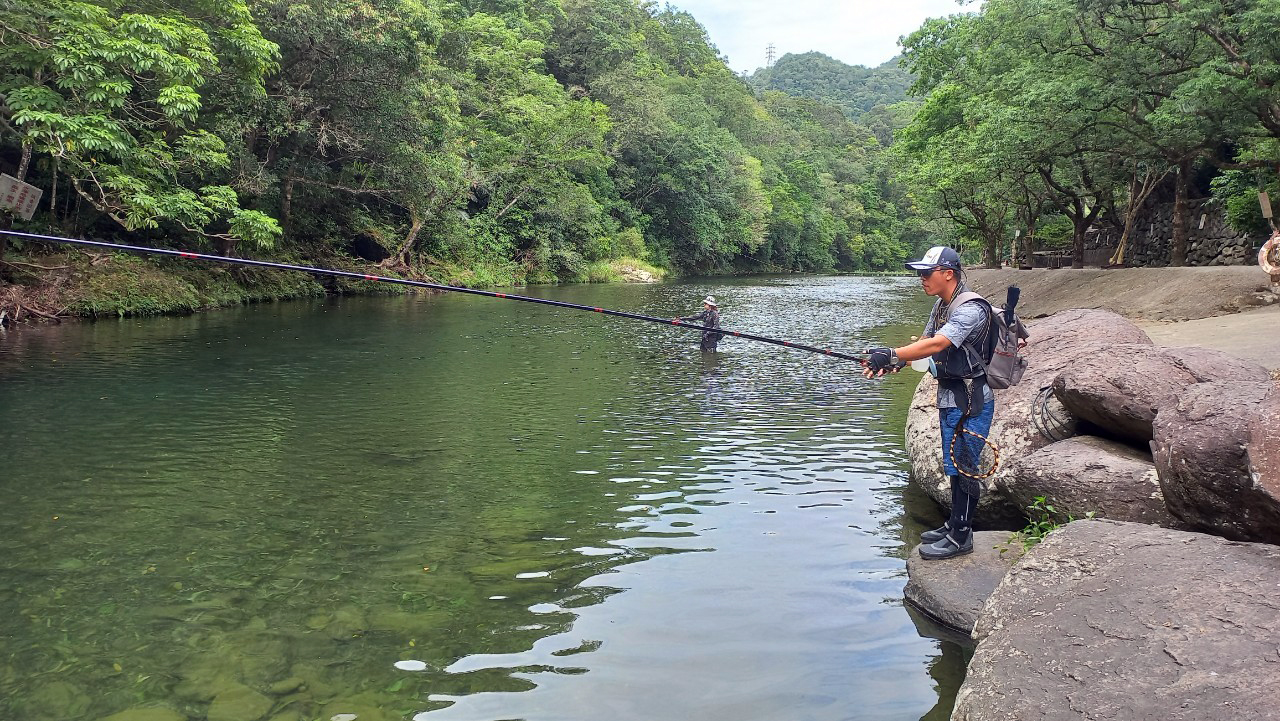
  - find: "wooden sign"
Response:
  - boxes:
[0,174,42,221]
[1260,191,1274,219]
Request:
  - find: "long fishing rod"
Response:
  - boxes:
[1,229,868,362]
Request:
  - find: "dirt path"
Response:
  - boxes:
[1136,306,1280,372]
[967,266,1280,371]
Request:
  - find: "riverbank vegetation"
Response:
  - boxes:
[1,0,935,320]
[895,0,1280,268]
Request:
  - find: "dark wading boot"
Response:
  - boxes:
[920,478,960,543]
[919,532,973,560]
[919,523,951,544]
[920,482,977,560]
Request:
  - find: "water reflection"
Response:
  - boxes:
[0,276,961,721]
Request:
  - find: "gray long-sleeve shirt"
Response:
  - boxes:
[681,309,721,350]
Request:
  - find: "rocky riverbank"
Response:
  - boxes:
[904,267,1280,720]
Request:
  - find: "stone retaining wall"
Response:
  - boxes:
[1086,199,1266,267]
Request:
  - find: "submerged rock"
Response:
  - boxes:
[207,683,273,721]
[14,679,92,721]
[325,605,368,641]
[1153,381,1280,544]
[98,708,187,721]
[266,677,306,695]
[903,530,1020,635]
[1001,435,1178,527]
[955,520,1280,721]
[320,700,399,721]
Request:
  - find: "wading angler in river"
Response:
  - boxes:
[676,295,723,353]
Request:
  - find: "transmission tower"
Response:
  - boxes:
[765,43,776,67]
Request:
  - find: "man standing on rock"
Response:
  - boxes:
[862,246,995,560]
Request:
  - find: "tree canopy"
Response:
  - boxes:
[896,0,1280,268]
[2,0,925,282]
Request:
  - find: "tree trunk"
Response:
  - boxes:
[1171,159,1190,266]
[1112,173,1139,266]
[1022,220,1036,268]
[50,157,58,226]
[281,173,296,238]
[983,234,997,268]
[1073,215,1088,269]
[1067,197,1103,270]
[15,145,32,182]
[392,214,424,268]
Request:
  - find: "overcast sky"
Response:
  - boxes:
[669,0,970,73]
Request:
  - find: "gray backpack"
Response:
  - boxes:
[945,288,1029,390]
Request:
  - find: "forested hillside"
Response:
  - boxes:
[748,52,912,120]
[0,0,930,292]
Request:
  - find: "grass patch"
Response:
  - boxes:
[70,255,202,317]
[1002,496,1096,554]
[67,253,333,318]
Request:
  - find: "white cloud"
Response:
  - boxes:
[668,0,970,73]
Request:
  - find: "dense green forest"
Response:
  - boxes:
[0,0,935,295]
[895,0,1280,268]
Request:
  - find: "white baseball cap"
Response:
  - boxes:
[905,246,962,271]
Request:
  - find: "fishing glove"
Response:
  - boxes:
[865,347,900,372]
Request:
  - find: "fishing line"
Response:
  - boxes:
[1,229,866,362]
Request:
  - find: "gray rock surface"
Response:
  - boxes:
[1053,345,1269,443]
[906,309,1151,524]
[1000,435,1178,527]
[903,531,1020,635]
[1153,381,1280,544]
[955,520,1280,721]
[1247,384,1280,505]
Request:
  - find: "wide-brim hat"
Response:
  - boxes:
[905,246,962,271]
[703,295,717,307]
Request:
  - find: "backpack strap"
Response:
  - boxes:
[944,291,996,367]
[943,291,989,323]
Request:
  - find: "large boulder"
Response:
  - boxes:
[903,531,1020,635]
[1020,308,1152,346]
[954,520,1280,721]
[1053,345,1269,444]
[1153,381,1280,544]
[906,309,1151,524]
[999,435,1179,528]
[1247,384,1280,501]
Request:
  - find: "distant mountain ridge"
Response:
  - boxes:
[748,52,913,119]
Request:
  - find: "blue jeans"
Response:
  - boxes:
[939,401,995,477]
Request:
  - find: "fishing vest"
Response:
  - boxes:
[927,289,993,381]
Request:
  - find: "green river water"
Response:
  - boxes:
[0,276,970,721]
